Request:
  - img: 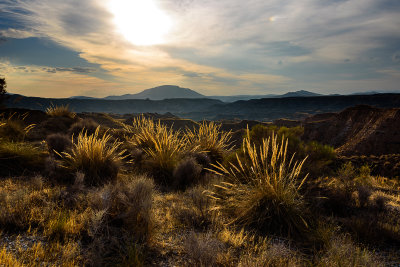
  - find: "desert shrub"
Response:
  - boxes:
[68,118,99,137]
[0,141,46,176]
[173,157,203,190]
[238,241,302,267]
[86,176,154,265]
[316,235,382,266]
[184,231,225,266]
[356,185,372,208]
[337,162,357,181]
[209,129,309,237]
[185,121,233,162]
[46,133,72,156]
[304,141,336,177]
[58,126,126,186]
[45,104,76,119]
[172,186,217,230]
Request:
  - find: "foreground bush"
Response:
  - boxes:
[209,129,309,237]
[86,176,154,265]
[58,127,126,185]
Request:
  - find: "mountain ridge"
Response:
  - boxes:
[71,85,322,102]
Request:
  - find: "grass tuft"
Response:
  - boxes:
[45,104,76,118]
[59,126,126,185]
[185,121,233,162]
[208,128,309,236]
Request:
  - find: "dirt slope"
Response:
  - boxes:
[303,105,400,156]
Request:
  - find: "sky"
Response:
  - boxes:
[0,0,399,98]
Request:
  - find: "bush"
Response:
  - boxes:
[86,176,154,265]
[185,121,233,162]
[46,133,72,156]
[68,118,99,137]
[45,104,76,119]
[317,236,382,266]
[58,126,126,186]
[173,157,203,190]
[209,129,309,237]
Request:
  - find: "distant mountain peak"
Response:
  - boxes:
[104,85,205,100]
[281,90,321,97]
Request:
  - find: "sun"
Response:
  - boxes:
[108,0,172,46]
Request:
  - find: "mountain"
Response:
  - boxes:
[70,96,97,100]
[209,90,321,102]
[281,90,322,97]
[103,85,205,100]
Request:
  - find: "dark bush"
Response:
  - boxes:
[173,157,203,190]
[46,133,72,156]
[68,118,99,137]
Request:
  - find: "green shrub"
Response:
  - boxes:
[58,127,126,186]
[209,129,309,237]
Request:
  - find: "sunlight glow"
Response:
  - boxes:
[108,0,172,46]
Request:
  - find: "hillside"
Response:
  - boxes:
[303,105,400,156]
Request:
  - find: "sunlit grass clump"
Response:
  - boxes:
[59,126,126,185]
[125,116,186,182]
[0,112,35,142]
[209,129,309,236]
[45,104,76,119]
[185,121,232,161]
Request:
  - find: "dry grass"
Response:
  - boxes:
[185,121,233,161]
[208,129,309,236]
[125,116,186,183]
[316,235,383,266]
[45,104,76,119]
[58,126,126,185]
[0,112,35,142]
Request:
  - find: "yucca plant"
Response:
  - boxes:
[185,121,233,162]
[59,126,126,185]
[208,128,309,237]
[45,104,76,118]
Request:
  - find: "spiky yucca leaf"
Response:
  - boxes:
[59,127,126,185]
[208,128,308,236]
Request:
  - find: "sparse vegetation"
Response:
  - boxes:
[0,110,399,266]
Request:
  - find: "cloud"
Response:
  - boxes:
[0,0,399,96]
